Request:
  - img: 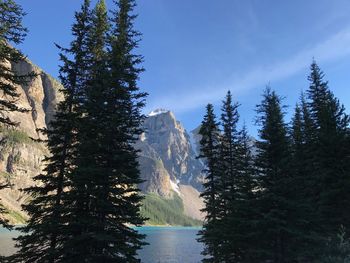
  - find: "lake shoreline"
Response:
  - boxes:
[1,226,204,262]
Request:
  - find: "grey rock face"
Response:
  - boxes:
[8,59,63,138]
[0,58,61,223]
[137,110,204,196]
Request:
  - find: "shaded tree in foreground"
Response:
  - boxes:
[197,104,222,263]
[12,1,93,262]
[59,0,147,261]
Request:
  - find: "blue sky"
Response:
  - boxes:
[15,0,350,136]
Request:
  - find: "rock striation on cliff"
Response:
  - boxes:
[0,58,63,224]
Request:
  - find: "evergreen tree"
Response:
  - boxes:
[306,61,350,237]
[0,0,32,229]
[0,0,30,126]
[200,93,260,262]
[289,100,320,260]
[12,1,93,262]
[298,93,318,219]
[218,91,249,262]
[254,87,296,262]
[300,93,316,147]
[227,124,259,262]
[219,90,240,211]
[60,0,147,261]
[198,104,222,263]
[321,226,350,263]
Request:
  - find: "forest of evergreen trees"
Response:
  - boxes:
[2,0,350,262]
[198,62,350,262]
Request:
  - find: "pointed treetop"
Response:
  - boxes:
[205,103,215,117]
[94,0,107,19]
[93,0,108,32]
[96,0,107,10]
[221,90,240,141]
[91,0,109,61]
[308,60,327,89]
[200,103,219,137]
[111,0,140,45]
[80,0,91,14]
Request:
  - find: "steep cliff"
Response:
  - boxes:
[5,60,63,139]
[0,58,63,224]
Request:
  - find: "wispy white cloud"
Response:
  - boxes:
[146,26,350,114]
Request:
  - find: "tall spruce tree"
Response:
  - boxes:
[219,90,240,213]
[60,0,147,261]
[298,93,318,221]
[106,3,148,258]
[235,124,260,262]
[306,61,350,238]
[198,104,222,263]
[290,100,320,260]
[0,0,32,229]
[218,91,242,261]
[12,1,93,262]
[254,87,296,262]
[224,123,259,262]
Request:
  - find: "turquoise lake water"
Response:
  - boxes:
[0,226,203,263]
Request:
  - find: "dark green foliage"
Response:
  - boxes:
[306,61,350,236]
[0,0,32,127]
[217,91,241,262]
[288,61,350,261]
[254,87,298,262]
[14,0,147,262]
[225,124,259,262]
[140,193,201,226]
[198,95,260,262]
[289,100,321,260]
[321,226,350,263]
[197,103,222,262]
[0,0,27,44]
[196,62,350,262]
[219,91,240,221]
[217,91,259,262]
[58,0,147,262]
[12,1,93,262]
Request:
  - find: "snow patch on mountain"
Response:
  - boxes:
[188,131,198,155]
[170,179,181,196]
[148,108,169,117]
[140,132,146,142]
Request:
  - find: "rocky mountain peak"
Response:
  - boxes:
[138,109,204,197]
[148,108,171,117]
[146,109,182,132]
